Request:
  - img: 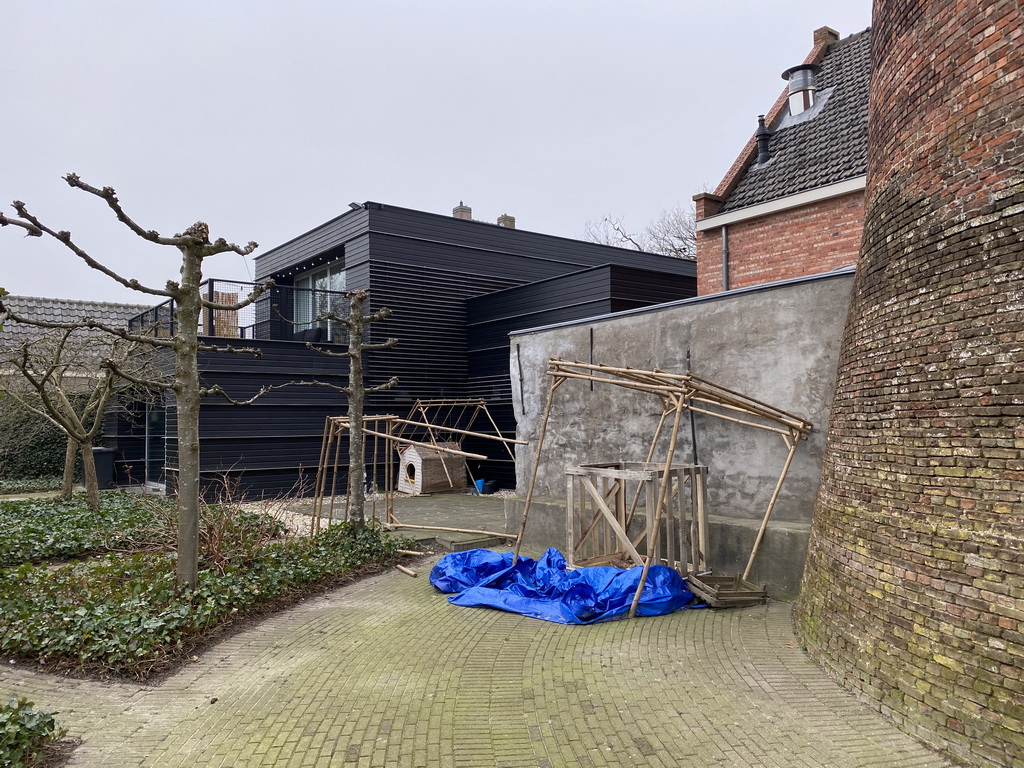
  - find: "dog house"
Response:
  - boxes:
[397,443,468,495]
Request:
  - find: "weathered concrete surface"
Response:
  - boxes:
[506,499,809,599]
[509,273,853,592]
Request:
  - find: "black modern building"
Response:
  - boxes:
[109,202,696,496]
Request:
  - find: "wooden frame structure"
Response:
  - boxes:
[566,462,708,574]
[310,403,526,540]
[514,359,813,616]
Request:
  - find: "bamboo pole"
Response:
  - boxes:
[390,522,513,538]
[742,431,801,582]
[387,417,528,445]
[512,376,561,563]
[396,564,417,577]
[628,395,685,619]
[360,429,488,459]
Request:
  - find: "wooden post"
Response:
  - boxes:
[743,432,800,581]
[629,396,686,618]
[513,376,560,563]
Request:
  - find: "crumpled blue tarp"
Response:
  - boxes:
[429,547,696,624]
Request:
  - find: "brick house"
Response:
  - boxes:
[693,26,870,295]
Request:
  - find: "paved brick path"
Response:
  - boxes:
[2,560,951,768]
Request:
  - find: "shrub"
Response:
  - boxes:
[0,400,74,481]
[0,695,65,768]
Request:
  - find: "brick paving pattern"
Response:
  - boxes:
[2,563,952,767]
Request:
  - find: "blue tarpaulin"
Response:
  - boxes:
[430,548,697,624]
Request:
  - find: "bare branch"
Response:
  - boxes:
[102,358,174,391]
[0,208,43,237]
[361,338,399,352]
[305,342,350,358]
[63,173,184,247]
[582,204,696,260]
[3,197,172,297]
[196,342,264,357]
[367,376,399,394]
[201,280,274,311]
[200,383,274,405]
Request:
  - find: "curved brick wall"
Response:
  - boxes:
[796,2,1024,766]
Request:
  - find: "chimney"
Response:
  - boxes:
[812,26,840,48]
[497,213,516,229]
[755,115,771,164]
[782,63,821,115]
[453,201,472,220]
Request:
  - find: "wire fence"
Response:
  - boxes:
[128,280,352,342]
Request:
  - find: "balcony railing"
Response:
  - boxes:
[128,280,351,343]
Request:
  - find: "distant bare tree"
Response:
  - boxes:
[583,203,697,260]
[0,174,271,587]
[0,325,159,510]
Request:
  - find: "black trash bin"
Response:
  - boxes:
[92,447,116,489]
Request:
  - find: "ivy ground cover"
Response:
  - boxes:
[0,493,407,679]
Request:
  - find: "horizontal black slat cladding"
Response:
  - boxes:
[366,205,696,277]
[363,260,521,401]
[193,203,698,497]
[466,266,611,325]
[606,264,698,305]
[468,301,613,351]
[254,209,369,280]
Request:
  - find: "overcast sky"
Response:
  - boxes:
[2,1,871,305]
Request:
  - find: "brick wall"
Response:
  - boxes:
[796,1,1024,766]
[695,191,864,294]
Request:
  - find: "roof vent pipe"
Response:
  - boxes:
[782,63,821,115]
[755,115,771,165]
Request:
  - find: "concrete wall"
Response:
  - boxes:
[508,271,853,596]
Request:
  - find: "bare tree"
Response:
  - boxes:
[583,203,697,260]
[0,174,271,587]
[0,326,158,510]
[286,289,397,530]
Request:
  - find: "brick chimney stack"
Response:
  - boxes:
[453,202,472,220]
[497,213,516,229]
[812,26,839,47]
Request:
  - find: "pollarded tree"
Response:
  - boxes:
[289,289,397,530]
[0,174,271,587]
[0,323,158,510]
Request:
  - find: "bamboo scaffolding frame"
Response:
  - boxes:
[312,404,518,541]
[516,357,813,614]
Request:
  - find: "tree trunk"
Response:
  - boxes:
[174,246,203,588]
[60,437,76,501]
[347,292,366,531]
[79,437,100,512]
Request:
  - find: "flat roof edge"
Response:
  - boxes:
[508,266,856,337]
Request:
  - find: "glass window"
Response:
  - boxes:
[294,261,346,340]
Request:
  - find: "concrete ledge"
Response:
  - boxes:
[505,497,809,600]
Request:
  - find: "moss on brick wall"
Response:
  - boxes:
[796,2,1024,766]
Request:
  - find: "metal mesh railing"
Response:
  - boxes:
[128,280,351,342]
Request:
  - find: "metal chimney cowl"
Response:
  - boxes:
[782,63,821,115]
